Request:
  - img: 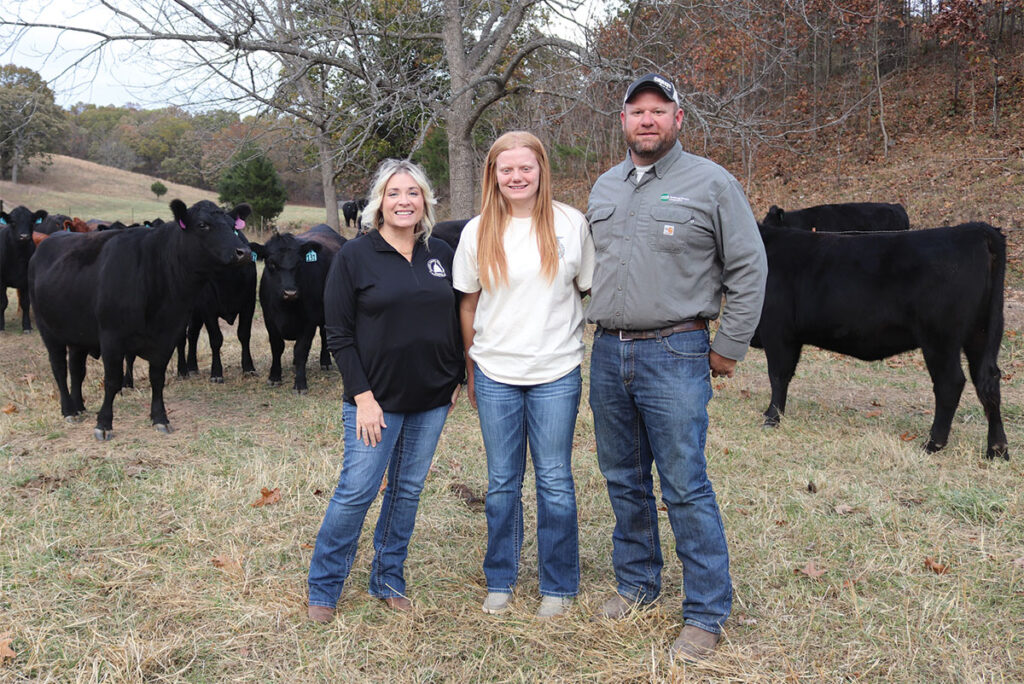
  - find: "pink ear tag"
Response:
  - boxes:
[178,219,187,230]
[235,218,245,230]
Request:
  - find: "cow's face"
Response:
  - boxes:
[256,234,321,303]
[0,206,48,243]
[170,199,252,268]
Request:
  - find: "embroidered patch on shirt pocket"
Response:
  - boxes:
[649,207,693,253]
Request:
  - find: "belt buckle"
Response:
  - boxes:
[618,330,629,341]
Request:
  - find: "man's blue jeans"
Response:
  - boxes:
[589,327,732,633]
[474,365,581,597]
[308,401,449,608]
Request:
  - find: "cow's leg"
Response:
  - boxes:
[762,342,802,427]
[123,354,136,389]
[0,288,7,331]
[204,312,225,383]
[292,327,315,394]
[176,328,188,378]
[267,327,285,386]
[43,341,77,420]
[17,287,32,333]
[186,312,203,376]
[964,334,1009,460]
[68,346,89,416]
[318,324,332,371]
[148,353,173,433]
[95,346,125,440]
[238,294,257,376]
[920,344,966,454]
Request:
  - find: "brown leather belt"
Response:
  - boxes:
[601,319,707,341]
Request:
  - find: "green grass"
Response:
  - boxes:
[1,319,1022,681]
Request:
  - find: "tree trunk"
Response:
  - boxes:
[441,0,477,220]
[315,132,340,232]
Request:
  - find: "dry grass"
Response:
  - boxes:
[0,304,1022,681]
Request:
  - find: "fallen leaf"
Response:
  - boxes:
[300,542,314,550]
[313,489,325,497]
[19,373,36,384]
[1012,556,1024,570]
[865,410,882,418]
[722,448,730,455]
[713,382,725,391]
[1,404,17,415]
[870,399,884,407]
[211,555,243,574]
[842,577,863,588]
[807,481,818,493]
[835,504,857,515]
[795,561,826,579]
[251,487,281,507]
[899,431,918,441]
[739,389,751,399]
[774,519,788,526]
[0,633,13,664]
[450,483,485,510]
[733,613,758,626]
[924,556,949,575]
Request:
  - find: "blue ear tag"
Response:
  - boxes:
[251,252,258,262]
[35,217,43,224]
[305,250,317,263]
[0,218,6,225]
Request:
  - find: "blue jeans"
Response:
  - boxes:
[589,327,731,633]
[474,365,581,597]
[308,401,449,608]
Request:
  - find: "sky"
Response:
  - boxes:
[2,0,195,109]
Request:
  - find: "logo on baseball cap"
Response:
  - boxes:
[623,73,680,107]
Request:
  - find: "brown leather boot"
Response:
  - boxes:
[380,596,413,612]
[307,605,335,623]
[670,625,720,663]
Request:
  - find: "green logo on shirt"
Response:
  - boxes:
[660,193,691,203]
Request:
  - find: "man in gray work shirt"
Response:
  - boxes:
[586,73,767,662]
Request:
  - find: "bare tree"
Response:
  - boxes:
[2,0,592,221]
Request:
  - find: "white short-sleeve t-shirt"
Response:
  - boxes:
[453,201,595,385]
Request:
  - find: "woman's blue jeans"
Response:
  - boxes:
[588,327,732,634]
[308,401,449,608]
[474,365,581,597]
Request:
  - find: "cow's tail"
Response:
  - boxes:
[980,224,1007,388]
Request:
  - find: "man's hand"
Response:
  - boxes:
[710,351,737,378]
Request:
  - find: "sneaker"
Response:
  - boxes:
[670,625,721,663]
[481,591,511,614]
[536,596,573,618]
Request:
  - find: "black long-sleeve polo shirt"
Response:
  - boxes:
[324,230,464,413]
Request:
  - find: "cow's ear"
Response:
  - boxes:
[0,213,8,225]
[250,243,266,260]
[170,200,188,226]
[303,242,323,263]
[768,206,783,222]
[33,210,48,223]
[232,204,252,222]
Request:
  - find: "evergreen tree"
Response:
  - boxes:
[217,144,287,226]
[150,180,168,198]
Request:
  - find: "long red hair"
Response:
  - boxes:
[477,131,558,290]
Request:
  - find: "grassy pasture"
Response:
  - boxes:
[0,304,1021,681]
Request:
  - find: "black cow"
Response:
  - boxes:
[752,222,1008,459]
[342,198,368,229]
[762,202,910,232]
[37,214,74,234]
[251,224,346,393]
[0,206,47,332]
[432,219,470,251]
[177,225,258,382]
[29,200,252,440]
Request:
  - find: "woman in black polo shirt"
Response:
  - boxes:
[307,159,463,621]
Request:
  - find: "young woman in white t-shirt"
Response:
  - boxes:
[453,131,595,619]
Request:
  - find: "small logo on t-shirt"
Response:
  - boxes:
[556,237,566,258]
[427,258,447,277]
[663,224,675,236]
[660,193,691,204]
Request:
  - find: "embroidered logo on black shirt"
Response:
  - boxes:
[427,258,447,277]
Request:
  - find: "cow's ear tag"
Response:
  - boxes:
[251,252,257,262]
[235,218,245,230]
[35,217,42,224]
[305,250,318,263]
[0,218,6,225]
[178,220,187,230]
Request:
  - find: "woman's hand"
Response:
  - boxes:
[448,384,461,415]
[466,372,477,410]
[353,391,387,446]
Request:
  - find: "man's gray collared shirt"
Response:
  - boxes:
[586,141,767,361]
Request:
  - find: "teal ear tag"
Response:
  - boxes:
[251,252,258,262]
[0,218,6,225]
[305,250,317,263]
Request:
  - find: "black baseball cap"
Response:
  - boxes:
[623,73,680,107]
